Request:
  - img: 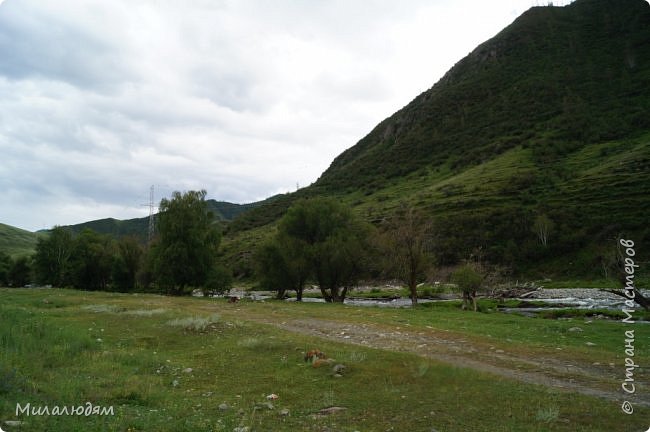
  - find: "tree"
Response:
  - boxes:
[532,214,554,247]
[377,205,434,305]
[70,229,114,291]
[0,252,12,286]
[9,256,32,287]
[313,228,369,302]
[202,263,233,297]
[154,190,221,295]
[259,198,371,303]
[112,236,143,292]
[33,226,74,287]
[451,263,483,311]
[255,234,310,300]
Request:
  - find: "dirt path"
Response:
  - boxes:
[213,309,650,407]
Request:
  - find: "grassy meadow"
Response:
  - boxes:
[1,288,649,431]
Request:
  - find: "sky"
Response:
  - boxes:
[0,0,552,232]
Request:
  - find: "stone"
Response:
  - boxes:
[568,327,583,332]
[279,408,290,416]
[318,406,347,415]
[219,403,229,411]
[183,367,193,373]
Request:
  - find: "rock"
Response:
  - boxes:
[318,406,347,415]
[279,408,290,416]
[219,403,229,411]
[183,367,193,373]
[585,342,596,346]
[312,358,335,368]
[255,402,274,410]
[568,327,583,332]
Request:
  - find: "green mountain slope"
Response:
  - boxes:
[316,0,649,191]
[226,0,650,278]
[0,223,44,258]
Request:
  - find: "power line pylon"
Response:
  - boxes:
[141,185,155,245]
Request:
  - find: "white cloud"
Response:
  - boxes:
[0,0,536,231]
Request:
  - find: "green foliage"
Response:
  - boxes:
[202,263,233,296]
[70,229,114,291]
[111,236,143,292]
[255,235,309,300]
[451,264,484,311]
[256,198,372,302]
[0,252,11,286]
[8,256,32,287]
[154,190,221,295]
[33,226,74,287]
[451,264,483,294]
[376,204,434,305]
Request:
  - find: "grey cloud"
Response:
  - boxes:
[0,2,130,90]
[0,0,533,231]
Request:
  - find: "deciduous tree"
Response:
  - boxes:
[257,198,371,303]
[70,229,114,291]
[377,205,434,305]
[154,190,221,295]
[33,226,74,287]
[112,236,143,292]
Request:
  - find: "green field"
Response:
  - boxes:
[1,288,648,431]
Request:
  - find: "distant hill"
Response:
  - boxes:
[59,197,279,240]
[225,0,650,279]
[0,223,43,258]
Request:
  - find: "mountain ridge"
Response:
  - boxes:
[224,0,650,278]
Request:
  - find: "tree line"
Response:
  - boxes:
[255,196,489,307]
[6,190,232,295]
[2,190,505,310]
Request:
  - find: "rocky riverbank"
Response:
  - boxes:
[526,288,650,300]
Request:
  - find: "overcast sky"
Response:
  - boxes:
[0,0,547,232]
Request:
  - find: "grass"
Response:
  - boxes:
[0,223,44,258]
[0,288,649,431]
[166,314,221,332]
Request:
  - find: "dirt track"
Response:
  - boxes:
[210,309,650,407]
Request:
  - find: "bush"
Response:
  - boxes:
[202,264,233,296]
[450,264,483,311]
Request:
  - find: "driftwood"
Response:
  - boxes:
[601,288,650,311]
